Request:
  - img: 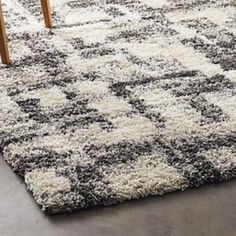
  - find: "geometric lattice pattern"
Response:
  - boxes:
[0,0,236,213]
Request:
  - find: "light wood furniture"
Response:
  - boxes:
[0,0,9,64]
[0,0,52,64]
[40,0,52,28]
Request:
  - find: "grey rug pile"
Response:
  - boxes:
[0,0,236,213]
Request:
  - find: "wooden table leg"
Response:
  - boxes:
[0,1,10,65]
[40,0,53,28]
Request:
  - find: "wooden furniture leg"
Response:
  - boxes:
[0,0,52,64]
[40,0,53,28]
[0,0,10,64]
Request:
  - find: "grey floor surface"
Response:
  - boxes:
[1,157,236,236]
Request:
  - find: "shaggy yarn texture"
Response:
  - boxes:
[0,0,236,213]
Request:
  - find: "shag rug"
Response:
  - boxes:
[0,0,236,213]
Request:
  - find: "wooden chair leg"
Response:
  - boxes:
[0,0,52,65]
[0,1,10,64]
[40,0,53,28]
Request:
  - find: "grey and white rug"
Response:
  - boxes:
[0,0,236,213]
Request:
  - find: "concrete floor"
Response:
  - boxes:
[0,157,236,236]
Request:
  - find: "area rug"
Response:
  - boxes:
[0,0,236,213]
